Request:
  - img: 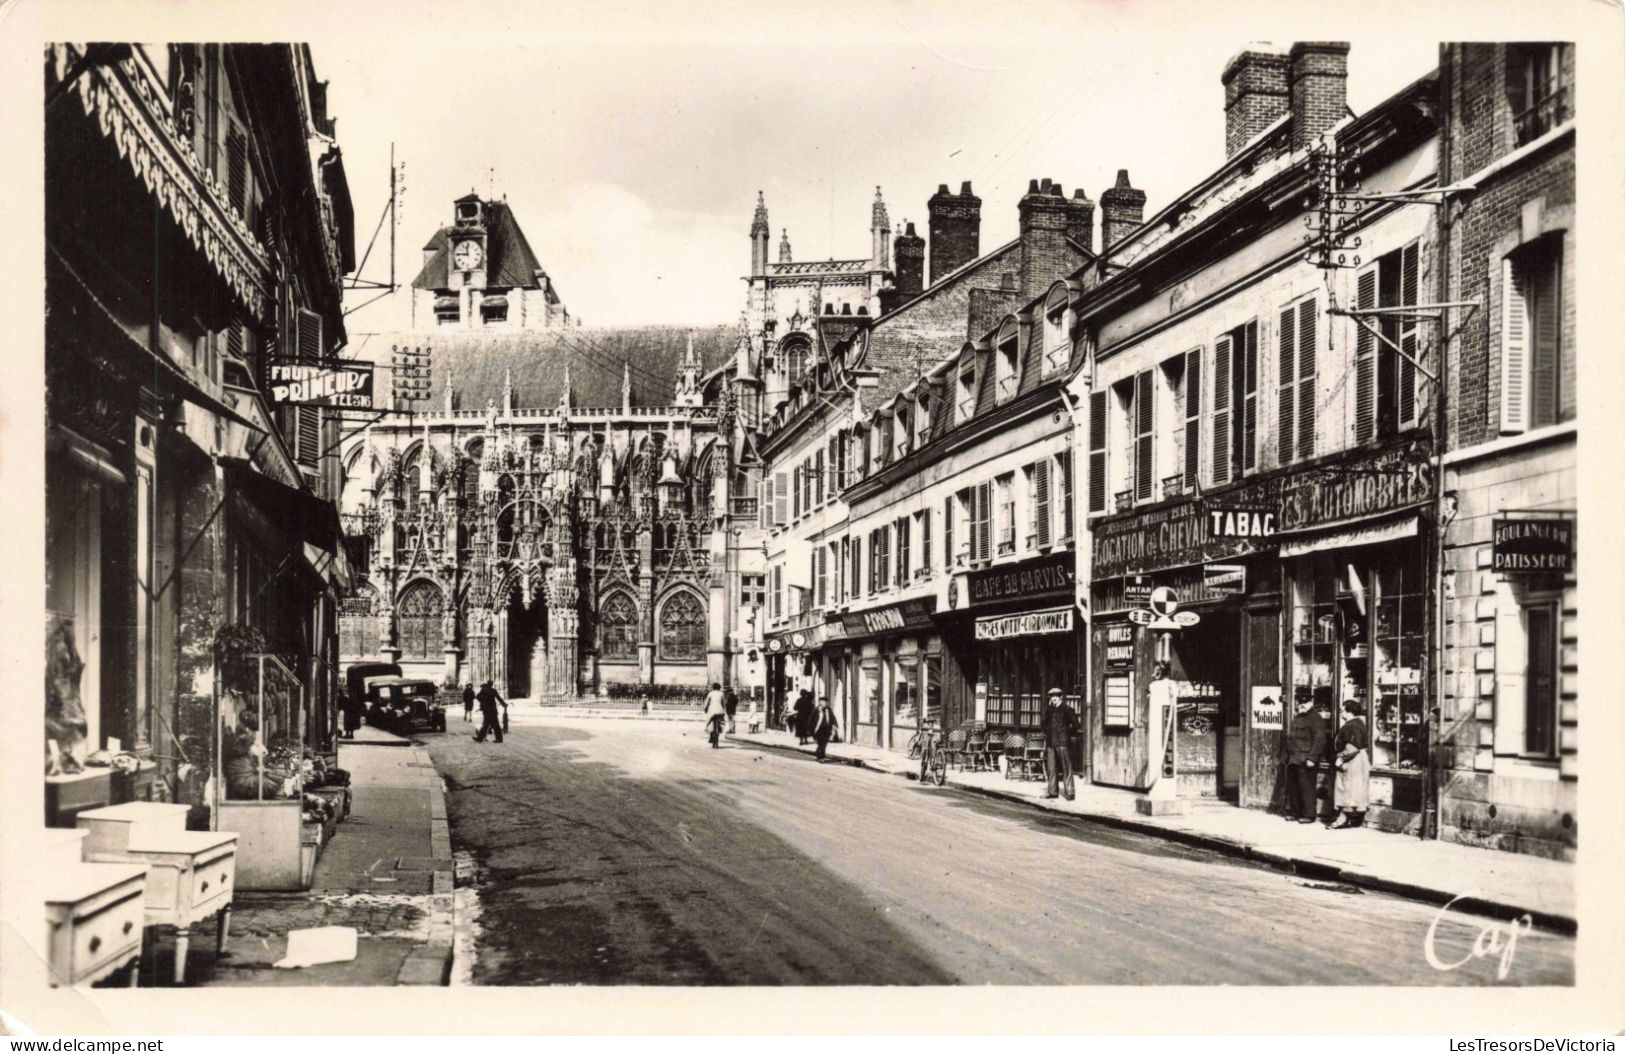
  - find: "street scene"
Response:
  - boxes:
[25,7,1598,1010]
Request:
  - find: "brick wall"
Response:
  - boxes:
[1288,42,1349,152]
[866,245,1021,402]
[928,182,981,284]
[894,221,926,301]
[1019,179,1092,300]
[1223,49,1290,157]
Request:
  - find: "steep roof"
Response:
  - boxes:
[411,202,556,301]
[355,325,732,410]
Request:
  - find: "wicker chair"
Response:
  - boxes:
[984,729,1009,774]
[943,726,969,770]
[1021,732,1048,781]
[963,721,990,771]
[1002,733,1026,780]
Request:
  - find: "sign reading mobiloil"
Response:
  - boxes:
[975,607,1074,641]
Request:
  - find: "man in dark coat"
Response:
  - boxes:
[462,684,475,723]
[474,680,504,743]
[793,689,815,744]
[723,685,739,734]
[1040,688,1079,800]
[1282,693,1327,822]
[812,696,838,761]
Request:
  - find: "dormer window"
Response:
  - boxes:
[957,369,976,424]
[996,336,1019,402]
[894,405,911,457]
[1042,303,1070,378]
[916,389,933,447]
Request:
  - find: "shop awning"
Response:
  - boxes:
[229,463,345,560]
[1278,514,1417,560]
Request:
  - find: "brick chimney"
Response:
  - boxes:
[1222,45,1290,157]
[1289,42,1350,152]
[928,181,981,283]
[893,220,925,300]
[1099,170,1147,252]
[1018,178,1092,300]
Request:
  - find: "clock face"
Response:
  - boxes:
[452,239,483,271]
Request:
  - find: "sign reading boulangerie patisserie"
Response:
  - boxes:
[1492,516,1574,574]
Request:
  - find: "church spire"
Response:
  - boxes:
[778,228,792,263]
[621,361,632,413]
[871,185,891,268]
[750,191,770,276]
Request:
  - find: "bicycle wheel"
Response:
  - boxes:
[930,749,947,787]
[906,732,923,761]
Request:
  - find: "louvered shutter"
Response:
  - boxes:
[1278,305,1297,464]
[226,125,247,219]
[1530,247,1561,427]
[921,509,932,570]
[1241,321,1258,473]
[1500,258,1528,434]
[816,546,827,608]
[773,472,788,525]
[1088,390,1108,513]
[1057,451,1074,540]
[943,496,955,569]
[815,449,825,505]
[974,482,992,562]
[1296,298,1317,461]
[897,517,910,587]
[1398,242,1420,427]
[1134,370,1154,501]
[1033,460,1052,548]
[1354,265,1379,442]
[1183,349,1201,489]
[1212,334,1233,485]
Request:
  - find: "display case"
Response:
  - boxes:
[214,653,309,891]
[1371,562,1427,772]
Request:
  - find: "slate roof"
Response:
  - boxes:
[355,325,732,410]
[412,201,557,301]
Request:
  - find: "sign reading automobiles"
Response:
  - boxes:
[268,360,375,408]
[975,607,1074,642]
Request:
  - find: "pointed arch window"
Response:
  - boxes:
[600,592,639,662]
[658,590,706,662]
[397,582,443,659]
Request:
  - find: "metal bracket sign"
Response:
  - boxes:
[267,360,375,408]
[1203,563,1247,595]
[1492,516,1574,574]
[1124,575,1152,608]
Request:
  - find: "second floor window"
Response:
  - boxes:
[895,516,911,587]
[1088,390,1108,515]
[1354,242,1420,443]
[918,509,932,573]
[1213,320,1258,485]
[1510,44,1571,148]
[1278,297,1318,465]
[995,474,1016,555]
[971,482,992,563]
[1503,235,1569,432]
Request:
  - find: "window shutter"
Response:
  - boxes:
[944,496,956,569]
[1530,246,1561,428]
[1278,305,1297,464]
[1058,451,1074,539]
[1241,321,1258,473]
[974,482,992,562]
[897,517,909,587]
[1088,390,1108,513]
[921,509,932,570]
[296,308,322,361]
[1034,460,1051,548]
[1212,334,1233,485]
[816,546,827,608]
[1183,349,1201,489]
[1398,242,1420,427]
[1296,298,1317,461]
[1134,369,1154,501]
[773,472,788,525]
[226,125,247,219]
[1355,265,1378,442]
[815,449,825,505]
[792,466,801,519]
[1500,257,1528,434]
[296,405,320,467]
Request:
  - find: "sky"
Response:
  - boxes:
[304,2,1460,333]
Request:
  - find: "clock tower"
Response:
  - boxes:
[450,191,488,328]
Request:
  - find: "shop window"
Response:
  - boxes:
[659,590,705,662]
[1277,296,1318,465]
[1523,599,1559,758]
[1371,558,1427,772]
[1088,390,1108,514]
[1508,43,1571,147]
[1354,243,1420,443]
[600,592,639,662]
[1502,237,1567,432]
[1213,320,1258,485]
[396,582,443,660]
[983,636,1075,729]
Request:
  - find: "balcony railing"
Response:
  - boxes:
[1514,86,1571,147]
[730,497,758,519]
[1115,489,1135,513]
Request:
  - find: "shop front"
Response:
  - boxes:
[835,598,939,751]
[940,552,1083,753]
[763,623,824,731]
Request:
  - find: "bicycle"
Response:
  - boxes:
[905,726,927,761]
[918,722,947,787]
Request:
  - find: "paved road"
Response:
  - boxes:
[426,718,1573,986]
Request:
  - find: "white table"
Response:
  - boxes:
[43,830,147,987]
[78,802,237,984]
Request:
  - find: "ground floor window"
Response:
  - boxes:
[1523,598,1559,758]
[979,630,1077,729]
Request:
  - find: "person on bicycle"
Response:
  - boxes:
[702,682,727,748]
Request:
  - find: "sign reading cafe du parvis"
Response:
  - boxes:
[1091,437,1433,579]
[966,551,1074,607]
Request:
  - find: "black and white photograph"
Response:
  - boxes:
[3,0,1622,1038]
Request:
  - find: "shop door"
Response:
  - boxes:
[1168,609,1240,801]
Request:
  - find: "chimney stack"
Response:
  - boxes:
[928,181,982,283]
[1289,42,1350,152]
[1099,170,1147,253]
[1018,178,1092,300]
[1222,45,1290,157]
[893,220,925,301]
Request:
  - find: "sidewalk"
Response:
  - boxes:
[147,727,455,986]
[730,728,1576,932]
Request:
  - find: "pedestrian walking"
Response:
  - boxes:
[462,683,475,723]
[1328,699,1371,829]
[1039,688,1078,800]
[723,685,739,734]
[1280,693,1327,823]
[812,696,838,761]
[793,689,815,744]
[702,682,727,748]
[341,689,363,739]
[474,680,504,743]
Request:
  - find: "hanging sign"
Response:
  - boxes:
[1127,609,1155,625]
[1171,610,1201,628]
[1124,576,1153,608]
[1104,622,1135,668]
[267,360,375,408]
[1492,517,1573,574]
[1250,686,1284,731]
[1149,587,1179,616]
[1203,563,1247,595]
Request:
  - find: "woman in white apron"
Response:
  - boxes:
[1329,699,1371,829]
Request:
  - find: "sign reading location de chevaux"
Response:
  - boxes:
[1492,517,1574,574]
[966,552,1073,608]
[975,607,1073,642]
[268,360,375,408]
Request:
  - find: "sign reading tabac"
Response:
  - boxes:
[1492,517,1574,574]
[966,552,1074,608]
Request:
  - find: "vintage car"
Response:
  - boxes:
[343,663,447,734]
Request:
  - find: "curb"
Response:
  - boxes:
[732,735,1576,934]
[395,748,456,985]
